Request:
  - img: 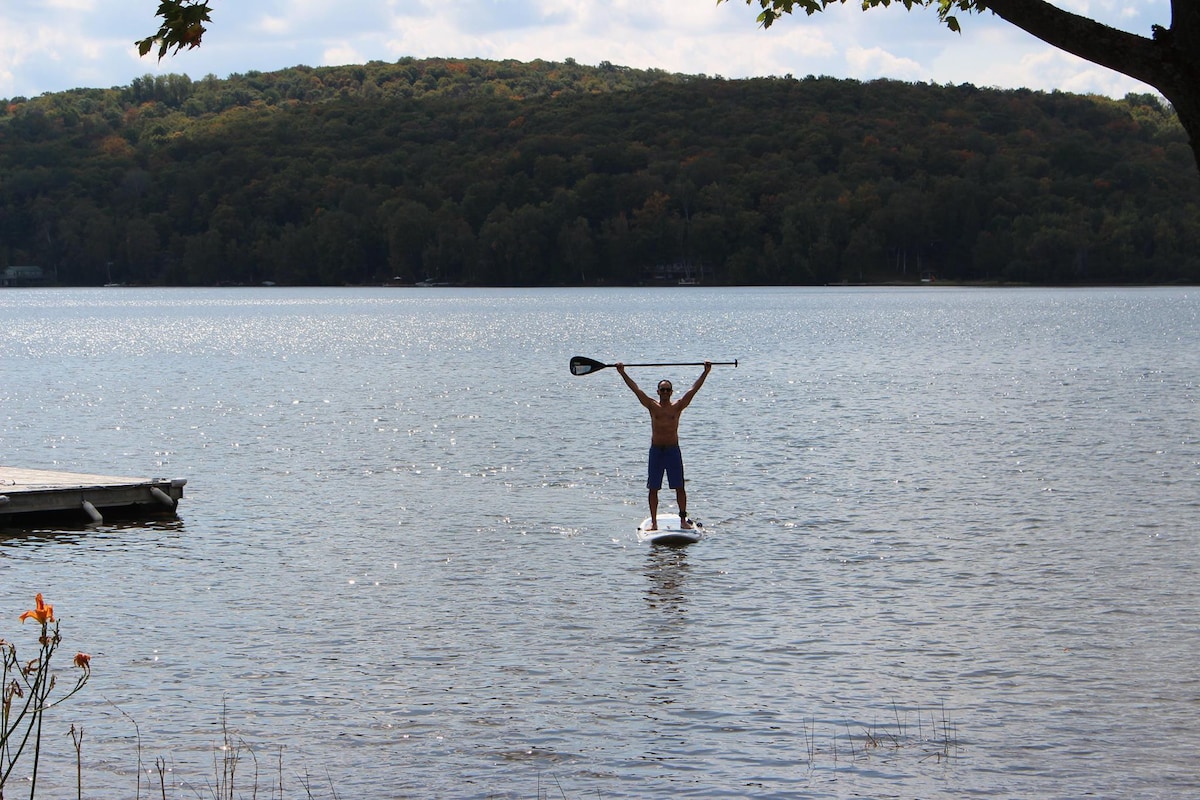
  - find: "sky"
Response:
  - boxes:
[0,1,1171,100]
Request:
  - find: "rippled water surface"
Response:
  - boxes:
[1,286,1198,798]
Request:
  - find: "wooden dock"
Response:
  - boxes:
[0,467,186,525]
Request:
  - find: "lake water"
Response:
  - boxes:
[1,286,1197,799]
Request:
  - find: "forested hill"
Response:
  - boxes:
[2,57,1198,287]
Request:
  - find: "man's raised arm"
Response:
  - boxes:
[675,362,712,411]
[616,363,654,408]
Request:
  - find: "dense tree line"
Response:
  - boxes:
[726,0,1200,176]
[2,57,1198,286]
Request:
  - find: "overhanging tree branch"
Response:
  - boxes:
[981,0,1199,168]
[727,0,1200,174]
[983,0,1173,92]
[137,0,211,59]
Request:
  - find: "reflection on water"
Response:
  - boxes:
[644,546,691,615]
[0,286,1197,799]
[0,528,92,547]
[0,516,186,538]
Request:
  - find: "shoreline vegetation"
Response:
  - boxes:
[2,57,1198,289]
[4,595,959,798]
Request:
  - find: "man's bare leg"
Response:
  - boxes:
[648,489,659,530]
[676,487,692,528]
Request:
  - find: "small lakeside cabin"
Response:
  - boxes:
[1,266,50,287]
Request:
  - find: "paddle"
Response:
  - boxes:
[570,356,738,376]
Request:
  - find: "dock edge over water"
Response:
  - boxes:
[0,467,186,525]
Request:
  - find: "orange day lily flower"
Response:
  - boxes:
[19,593,54,625]
[74,652,91,669]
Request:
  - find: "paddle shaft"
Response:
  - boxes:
[604,361,735,369]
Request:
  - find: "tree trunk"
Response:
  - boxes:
[985,0,1200,171]
[1160,95,1200,178]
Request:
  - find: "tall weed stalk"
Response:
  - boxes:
[0,594,91,799]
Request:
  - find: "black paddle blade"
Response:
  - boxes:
[570,356,608,375]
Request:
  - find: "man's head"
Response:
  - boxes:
[657,380,673,399]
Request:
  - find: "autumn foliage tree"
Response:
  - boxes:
[3,59,1197,286]
[138,2,1200,176]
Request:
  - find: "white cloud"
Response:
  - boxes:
[322,43,367,68]
[924,21,1156,96]
[258,15,293,37]
[1013,47,1148,96]
[0,0,1171,98]
[845,46,926,82]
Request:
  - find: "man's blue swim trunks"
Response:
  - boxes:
[647,445,684,490]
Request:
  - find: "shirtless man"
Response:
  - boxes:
[617,361,712,530]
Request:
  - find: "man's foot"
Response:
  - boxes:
[680,516,693,529]
[646,522,657,531]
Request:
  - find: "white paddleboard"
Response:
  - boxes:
[637,513,703,546]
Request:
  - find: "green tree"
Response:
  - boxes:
[382,199,435,279]
[4,55,1197,286]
